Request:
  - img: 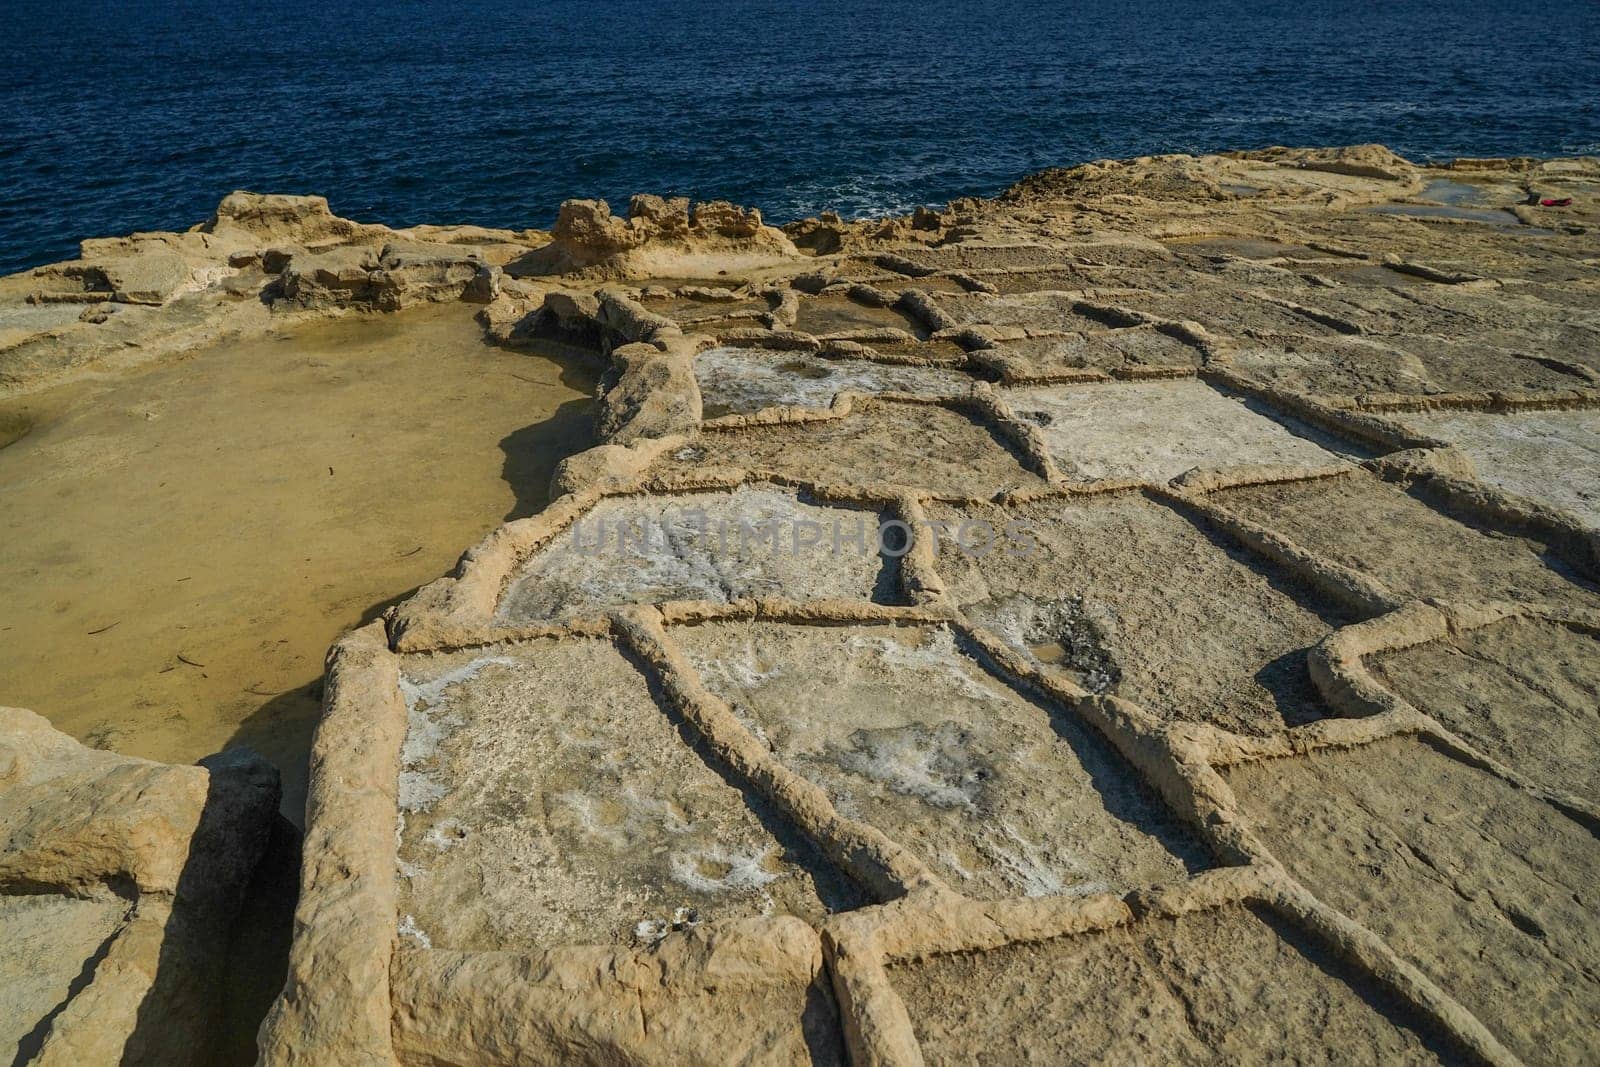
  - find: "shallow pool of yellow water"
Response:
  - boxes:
[0,302,596,822]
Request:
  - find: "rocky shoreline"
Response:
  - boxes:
[3,144,1599,1064]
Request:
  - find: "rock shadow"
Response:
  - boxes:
[121,748,281,1066]
[10,922,121,1065]
[1251,647,1328,729]
[1155,493,1356,630]
[498,394,596,521]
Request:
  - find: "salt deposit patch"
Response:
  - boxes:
[1005,379,1345,481]
[676,621,1205,900]
[0,300,92,340]
[394,637,857,950]
[396,654,515,814]
[695,346,971,416]
[1396,407,1600,527]
[496,486,897,623]
[934,291,1112,331]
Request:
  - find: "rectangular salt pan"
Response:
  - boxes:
[395,638,857,950]
[677,621,1205,900]
[890,907,1449,1064]
[696,346,970,417]
[1396,407,1600,528]
[497,486,898,623]
[1005,379,1343,482]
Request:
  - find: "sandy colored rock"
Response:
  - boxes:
[928,492,1345,735]
[791,292,927,340]
[977,326,1204,380]
[277,241,499,311]
[0,189,552,395]
[0,706,278,1065]
[532,196,799,277]
[0,707,277,902]
[596,342,703,442]
[13,145,1600,1064]
[641,295,772,332]
[696,346,971,416]
[1004,379,1348,481]
[1394,407,1600,527]
[553,198,647,260]
[0,894,128,1063]
[390,917,846,1066]
[256,622,404,1067]
[661,401,1047,495]
[1371,615,1600,803]
[230,146,1600,1062]
[275,246,376,307]
[891,905,1449,1064]
[203,191,381,246]
[1255,143,1420,182]
[1213,471,1597,606]
[628,194,692,237]
[1227,736,1600,1066]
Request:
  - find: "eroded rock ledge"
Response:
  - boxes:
[0,708,279,1064]
[4,144,1600,1065]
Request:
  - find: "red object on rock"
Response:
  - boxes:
[1540,197,1573,207]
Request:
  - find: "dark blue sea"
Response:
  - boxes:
[2,0,1597,275]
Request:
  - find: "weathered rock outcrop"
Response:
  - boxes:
[0,191,551,394]
[30,251,198,306]
[0,707,280,1065]
[596,339,704,443]
[1005,145,1423,204]
[783,209,934,254]
[527,196,799,276]
[275,241,501,311]
[202,192,386,247]
[1242,143,1418,182]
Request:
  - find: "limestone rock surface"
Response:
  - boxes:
[0,706,279,1065]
